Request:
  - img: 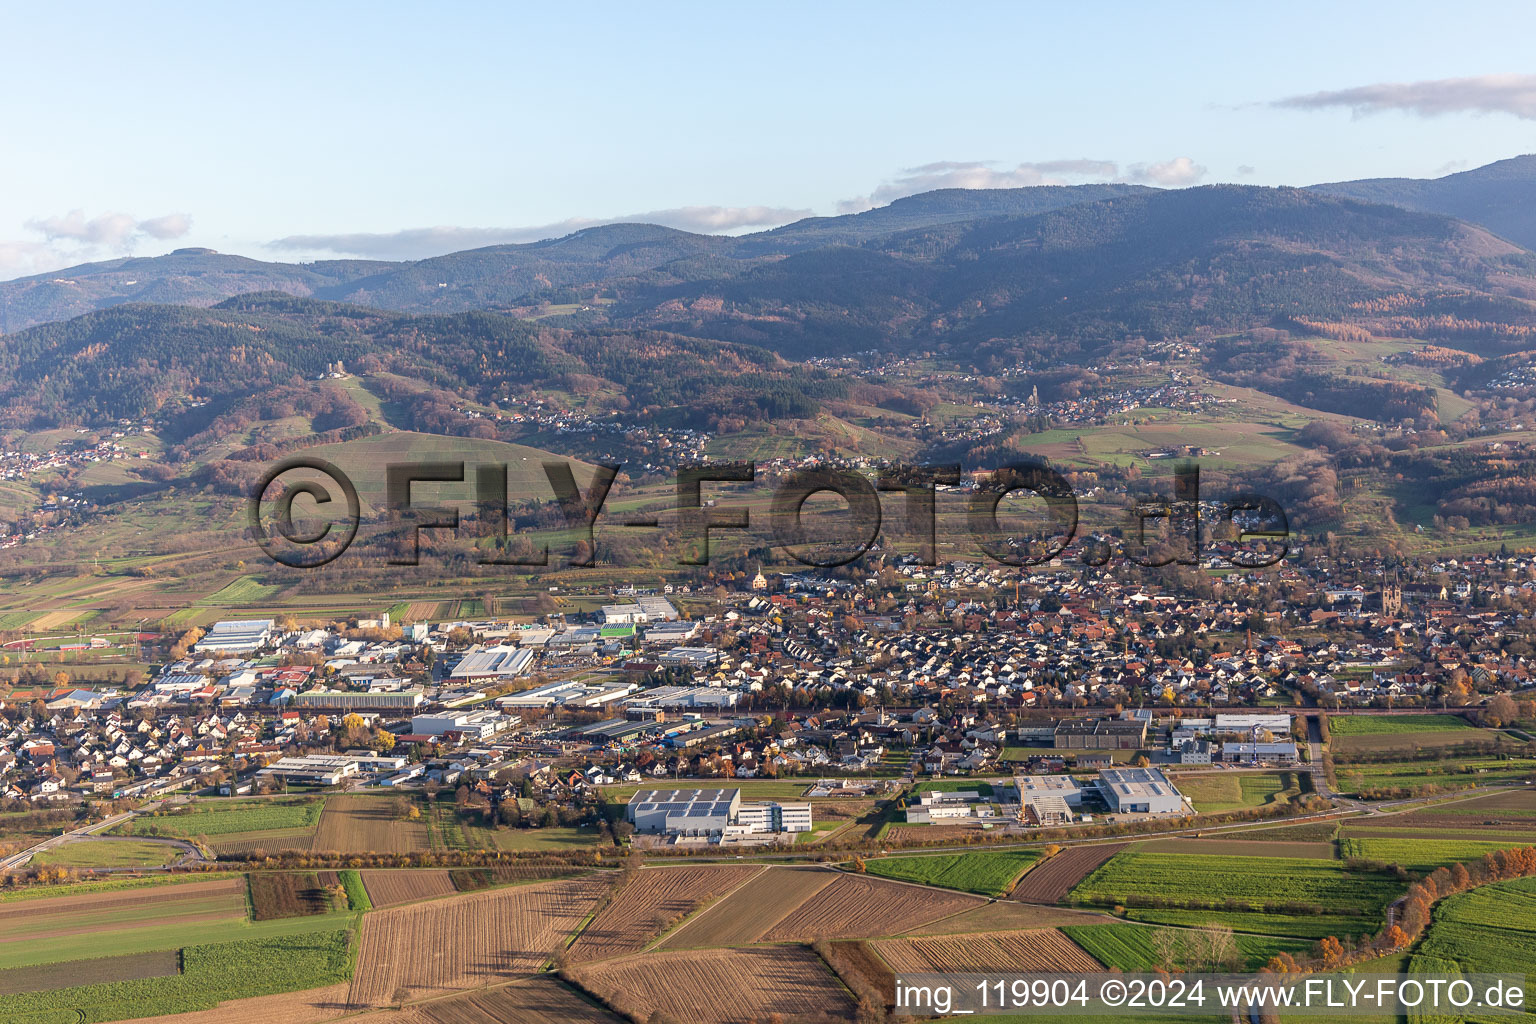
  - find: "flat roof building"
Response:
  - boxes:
[449,646,534,682]
[194,619,275,654]
[625,787,811,837]
[1097,767,1184,815]
[294,689,425,710]
[626,787,740,836]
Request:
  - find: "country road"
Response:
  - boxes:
[0,810,139,872]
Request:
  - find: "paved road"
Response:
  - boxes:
[0,811,138,872]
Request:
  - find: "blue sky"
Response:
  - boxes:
[3,0,1535,275]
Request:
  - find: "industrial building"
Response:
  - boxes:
[294,689,425,711]
[1051,717,1147,750]
[497,679,637,709]
[1096,767,1185,815]
[622,685,740,713]
[904,788,989,824]
[625,787,812,837]
[1222,741,1299,764]
[626,787,741,835]
[194,619,275,654]
[448,646,534,683]
[1014,774,1084,826]
[409,709,512,741]
[255,752,407,786]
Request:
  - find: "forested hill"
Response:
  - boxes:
[619,186,1536,360]
[3,185,1536,432]
[0,295,846,435]
[1310,155,1536,251]
[5,157,1535,333]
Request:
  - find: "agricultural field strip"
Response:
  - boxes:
[763,873,985,941]
[568,946,856,1024]
[1070,852,1402,916]
[0,950,182,997]
[347,876,610,1007]
[0,881,248,941]
[872,929,1101,973]
[1010,844,1126,903]
[656,867,837,948]
[119,798,324,838]
[863,849,1039,897]
[360,869,458,908]
[570,864,765,962]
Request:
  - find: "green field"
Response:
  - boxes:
[1071,852,1402,918]
[1175,771,1302,814]
[1339,836,1527,872]
[32,839,180,869]
[489,825,603,852]
[0,884,351,971]
[1329,715,1473,736]
[1411,876,1536,1018]
[119,797,325,839]
[204,576,281,606]
[1123,907,1377,941]
[1063,923,1310,971]
[1339,759,1536,795]
[0,929,354,1023]
[864,849,1039,897]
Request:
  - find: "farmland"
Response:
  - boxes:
[0,950,180,997]
[1329,714,1473,736]
[0,929,354,1024]
[657,867,835,948]
[346,875,609,1007]
[901,900,1116,935]
[1174,771,1304,814]
[1063,923,1311,971]
[1339,836,1529,872]
[1069,851,1402,918]
[568,946,855,1024]
[32,838,181,869]
[762,872,984,941]
[249,872,334,920]
[360,869,458,908]
[120,797,325,839]
[1411,875,1536,1002]
[1010,844,1126,903]
[1123,907,1373,940]
[864,849,1039,896]
[0,877,249,969]
[872,929,1101,973]
[312,795,431,855]
[1336,757,1536,796]
[567,865,763,963]
[371,977,622,1023]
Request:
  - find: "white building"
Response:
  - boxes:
[626,787,811,837]
[449,646,534,683]
[410,710,510,740]
[194,619,275,654]
[1097,767,1184,815]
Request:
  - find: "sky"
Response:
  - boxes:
[3,0,1536,277]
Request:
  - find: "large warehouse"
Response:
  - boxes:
[626,788,741,836]
[1096,767,1185,815]
[625,787,812,837]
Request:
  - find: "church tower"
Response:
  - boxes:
[1381,572,1402,616]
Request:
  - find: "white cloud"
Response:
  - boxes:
[0,210,195,280]
[838,156,1207,211]
[270,205,813,260]
[1274,74,1536,120]
[138,213,194,239]
[1125,157,1207,187]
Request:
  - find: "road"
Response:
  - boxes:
[0,810,139,872]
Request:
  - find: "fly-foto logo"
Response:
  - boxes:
[249,458,1288,570]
